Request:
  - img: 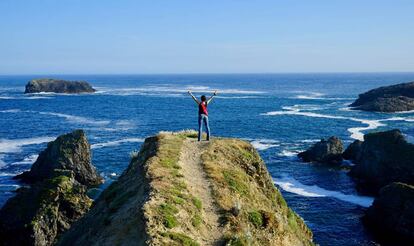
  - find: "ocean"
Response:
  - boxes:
[1,73,414,245]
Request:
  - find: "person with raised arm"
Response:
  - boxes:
[188,90,217,141]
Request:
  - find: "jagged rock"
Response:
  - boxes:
[350,81,414,112]
[15,130,103,187]
[298,136,344,164]
[0,170,93,246]
[363,182,414,245]
[24,79,96,94]
[349,129,414,194]
[342,140,363,162]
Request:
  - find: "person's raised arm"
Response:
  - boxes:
[207,90,218,104]
[188,90,199,104]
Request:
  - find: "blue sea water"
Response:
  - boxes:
[1,73,414,245]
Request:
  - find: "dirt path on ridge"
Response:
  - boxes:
[179,139,222,245]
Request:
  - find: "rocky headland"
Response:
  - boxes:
[59,131,314,246]
[24,79,96,94]
[0,130,102,246]
[350,81,414,112]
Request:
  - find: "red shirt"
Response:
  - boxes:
[198,101,208,115]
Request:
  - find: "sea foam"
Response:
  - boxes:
[274,176,374,207]
[91,138,145,149]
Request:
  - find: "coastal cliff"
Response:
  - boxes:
[24,79,96,94]
[0,130,102,246]
[59,131,313,246]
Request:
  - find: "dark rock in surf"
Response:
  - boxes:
[349,129,414,194]
[342,140,363,162]
[363,182,414,245]
[298,136,344,164]
[24,79,96,94]
[15,130,103,187]
[350,81,414,112]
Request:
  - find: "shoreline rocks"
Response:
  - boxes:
[24,79,96,94]
[363,182,414,245]
[298,136,344,165]
[350,81,414,112]
[348,129,414,194]
[0,130,103,246]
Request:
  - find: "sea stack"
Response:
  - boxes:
[350,81,414,112]
[0,130,102,246]
[24,78,96,94]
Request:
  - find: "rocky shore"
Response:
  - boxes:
[350,81,414,112]
[0,130,102,246]
[24,79,96,94]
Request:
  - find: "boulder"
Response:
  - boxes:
[24,79,96,94]
[350,81,414,112]
[298,136,344,164]
[363,182,414,245]
[349,129,414,194]
[342,140,363,162]
[15,130,103,187]
[0,170,93,246]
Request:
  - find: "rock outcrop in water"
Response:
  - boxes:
[24,79,96,94]
[0,130,102,246]
[15,130,103,186]
[59,131,313,246]
[363,182,414,245]
[349,129,414,194]
[342,139,363,162]
[298,136,344,165]
[350,81,414,112]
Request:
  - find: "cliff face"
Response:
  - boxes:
[363,182,414,245]
[24,79,96,94]
[59,131,313,246]
[349,129,414,194]
[350,81,414,112]
[0,130,101,246]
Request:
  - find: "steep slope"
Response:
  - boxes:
[59,131,313,246]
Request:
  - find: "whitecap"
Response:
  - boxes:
[39,112,110,126]
[0,109,21,113]
[274,175,374,207]
[10,154,39,165]
[91,138,145,149]
[0,136,55,154]
[250,139,279,151]
[278,150,299,157]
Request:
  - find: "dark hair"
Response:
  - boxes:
[201,95,206,101]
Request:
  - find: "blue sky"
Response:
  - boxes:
[1,0,413,74]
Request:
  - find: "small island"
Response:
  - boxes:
[24,79,96,94]
[350,81,414,112]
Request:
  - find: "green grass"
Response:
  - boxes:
[222,170,249,196]
[191,214,202,228]
[162,232,199,246]
[159,203,179,228]
[191,197,202,211]
[248,210,263,228]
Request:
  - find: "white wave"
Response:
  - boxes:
[216,96,262,99]
[251,139,279,151]
[274,176,374,207]
[96,85,265,96]
[262,107,389,141]
[0,109,21,113]
[278,150,299,157]
[39,112,110,126]
[10,154,39,165]
[0,96,14,99]
[0,136,55,154]
[299,139,319,143]
[91,138,145,149]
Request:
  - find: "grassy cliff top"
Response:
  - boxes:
[59,131,313,246]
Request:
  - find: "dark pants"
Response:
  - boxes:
[198,114,210,141]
